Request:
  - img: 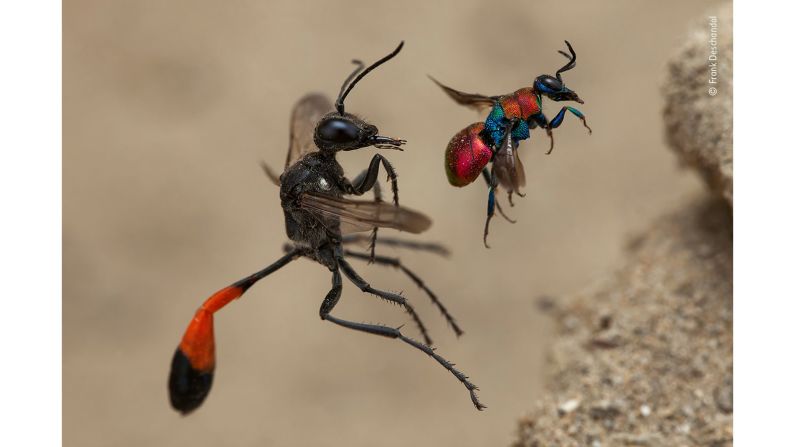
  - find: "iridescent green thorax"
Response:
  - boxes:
[484,88,542,147]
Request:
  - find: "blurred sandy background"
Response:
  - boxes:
[64,1,724,445]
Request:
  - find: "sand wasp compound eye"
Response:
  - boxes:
[317,118,360,143]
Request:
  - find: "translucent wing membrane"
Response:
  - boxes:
[428,75,498,113]
[301,193,432,235]
[259,161,281,186]
[493,135,526,193]
[285,93,334,169]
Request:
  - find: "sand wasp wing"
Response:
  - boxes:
[300,193,432,235]
[285,93,334,169]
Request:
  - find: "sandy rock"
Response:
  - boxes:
[513,6,734,446]
[558,398,581,416]
[512,198,733,447]
[663,4,733,205]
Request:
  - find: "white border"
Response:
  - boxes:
[2,1,794,445]
[0,2,62,445]
[735,0,795,444]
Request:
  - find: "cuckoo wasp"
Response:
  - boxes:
[431,41,592,247]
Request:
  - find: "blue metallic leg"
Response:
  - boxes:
[539,106,592,155]
[482,168,497,249]
[480,122,520,248]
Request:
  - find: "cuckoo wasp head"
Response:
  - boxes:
[533,41,584,104]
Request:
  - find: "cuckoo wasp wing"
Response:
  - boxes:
[428,75,498,113]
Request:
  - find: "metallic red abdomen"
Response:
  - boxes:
[445,122,491,187]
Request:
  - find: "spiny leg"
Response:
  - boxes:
[337,256,433,345]
[346,155,398,263]
[344,249,464,337]
[319,268,485,411]
[168,248,305,414]
[351,168,384,262]
[342,234,450,258]
[345,153,399,206]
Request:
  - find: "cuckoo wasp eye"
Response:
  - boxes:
[534,74,583,104]
[316,117,361,143]
[534,75,564,94]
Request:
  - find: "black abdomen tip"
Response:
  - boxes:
[168,348,214,415]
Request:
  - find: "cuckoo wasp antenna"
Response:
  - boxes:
[555,40,577,81]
